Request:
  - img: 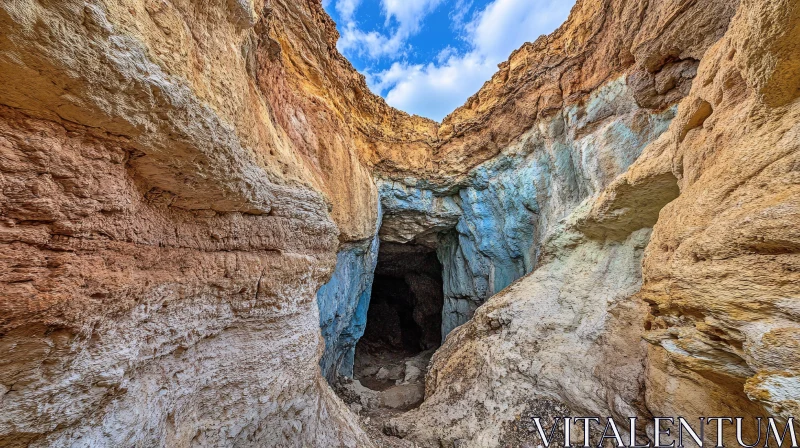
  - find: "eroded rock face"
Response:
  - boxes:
[317,233,381,382]
[367,0,741,345]
[386,200,671,445]
[637,0,800,423]
[386,0,800,446]
[382,78,676,339]
[0,106,366,447]
[1,0,798,446]
[365,0,737,184]
[0,0,384,445]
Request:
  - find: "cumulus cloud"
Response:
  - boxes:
[339,24,406,59]
[370,0,574,120]
[450,0,474,29]
[381,54,497,121]
[382,0,444,34]
[469,0,572,59]
[335,0,362,21]
[335,0,443,59]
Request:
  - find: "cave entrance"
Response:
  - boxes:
[353,242,444,401]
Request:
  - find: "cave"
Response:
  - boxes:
[353,242,444,393]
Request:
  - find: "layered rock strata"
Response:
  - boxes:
[639,0,800,422]
[380,78,676,338]
[369,0,739,342]
[388,0,800,445]
[0,0,385,445]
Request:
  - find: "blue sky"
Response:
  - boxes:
[321,0,576,121]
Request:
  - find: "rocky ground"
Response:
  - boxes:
[335,343,434,446]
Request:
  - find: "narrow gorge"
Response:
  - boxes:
[0,0,798,447]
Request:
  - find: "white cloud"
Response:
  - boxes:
[334,0,443,60]
[450,0,474,29]
[436,46,457,64]
[382,0,444,34]
[370,0,574,121]
[338,23,406,59]
[336,0,362,21]
[469,0,572,60]
[380,54,498,121]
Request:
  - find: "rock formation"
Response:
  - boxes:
[387,0,800,445]
[0,0,797,447]
[0,0,383,445]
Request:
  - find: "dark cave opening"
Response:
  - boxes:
[354,242,444,393]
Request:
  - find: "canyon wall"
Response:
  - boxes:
[380,78,676,338]
[0,0,392,445]
[0,0,798,446]
[387,0,800,445]
[371,0,739,340]
[317,224,381,381]
[640,0,800,421]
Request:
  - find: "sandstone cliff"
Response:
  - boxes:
[387,0,800,445]
[0,0,797,446]
[0,0,378,445]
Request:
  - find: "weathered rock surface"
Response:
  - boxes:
[638,0,800,423]
[386,0,800,446]
[387,78,676,339]
[0,0,385,445]
[0,105,366,447]
[317,233,380,381]
[386,213,660,445]
[366,0,737,184]
[370,0,740,342]
[1,0,798,446]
